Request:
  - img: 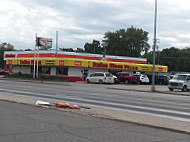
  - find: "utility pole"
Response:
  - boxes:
[56,30,58,58]
[33,33,37,79]
[151,0,157,92]
[36,46,39,78]
[157,45,159,65]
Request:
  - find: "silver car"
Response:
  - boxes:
[86,72,115,84]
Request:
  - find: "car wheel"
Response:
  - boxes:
[182,86,188,92]
[159,81,162,85]
[137,81,141,85]
[87,79,90,83]
[125,80,129,84]
[169,88,173,91]
[99,79,103,84]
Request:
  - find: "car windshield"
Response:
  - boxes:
[173,75,187,81]
[90,74,94,77]
[134,75,140,76]
[106,73,113,77]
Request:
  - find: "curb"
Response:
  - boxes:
[107,87,190,96]
[1,94,190,134]
[75,81,86,83]
[0,77,72,86]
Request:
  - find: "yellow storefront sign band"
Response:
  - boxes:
[6,58,168,72]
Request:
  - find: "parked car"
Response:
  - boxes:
[145,74,169,85]
[130,74,149,84]
[168,74,190,92]
[0,69,9,75]
[156,75,169,85]
[113,75,120,84]
[86,72,115,84]
[115,72,130,84]
[170,75,174,79]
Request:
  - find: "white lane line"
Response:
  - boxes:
[1,88,190,119]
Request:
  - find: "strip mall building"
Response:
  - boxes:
[4,51,168,82]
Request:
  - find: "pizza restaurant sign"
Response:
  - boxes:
[5,54,16,58]
[92,62,139,70]
[20,60,41,65]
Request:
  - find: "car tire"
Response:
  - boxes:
[137,81,141,85]
[87,79,90,83]
[182,86,188,92]
[125,80,129,84]
[99,79,103,84]
[169,88,173,91]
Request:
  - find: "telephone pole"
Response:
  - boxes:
[151,0,158,92]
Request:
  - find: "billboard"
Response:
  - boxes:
[36,37,52,47]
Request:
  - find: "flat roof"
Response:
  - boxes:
[4,50,147,62]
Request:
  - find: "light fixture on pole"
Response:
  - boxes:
[151,0,157,92]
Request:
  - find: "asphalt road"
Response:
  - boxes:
[1,79,190,121]
[1,100,190,142]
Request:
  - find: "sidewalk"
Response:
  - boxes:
[0,78,189,133]
[1,100,190,142]
[1,92,190,133]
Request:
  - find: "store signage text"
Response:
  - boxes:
[8,60,12,64]
[124,65,138,71]
[141,66,152,71]
[93,62,108,68]
[20,60,30,65]
[109,63,123,69]
[158,68,163,72]
[75,61,82,66]
[59,60,64,66]
[45,60,55,65]
[5,54,16,58]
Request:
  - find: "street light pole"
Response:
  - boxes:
[56,30,58,58]
[151,0,157,92]
[33,33,37,79]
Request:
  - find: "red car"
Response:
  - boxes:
[0,69,9,75]
[115,72,131,84]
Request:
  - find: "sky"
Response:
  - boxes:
[0,0,190,51]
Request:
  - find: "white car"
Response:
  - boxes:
[140,74,150,84]
[86,72,115,84]
[131,74,150,84]
[168,74,190,92]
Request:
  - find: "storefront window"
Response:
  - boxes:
[31,66,50,74]
[39,67,50,74]
[56,67,68,76]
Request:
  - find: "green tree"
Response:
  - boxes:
[84,40,104,54]
[25,48,32,51]
[103,26,150,57]
[59,48,75,52]
[0,43,15,68]
[75,48,84,52]
[158,47,180,71]
[154,47,190,72]
[143,51,153,64]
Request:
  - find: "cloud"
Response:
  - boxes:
[0,0,190,50]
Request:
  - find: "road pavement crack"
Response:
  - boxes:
[57,124,96,142]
